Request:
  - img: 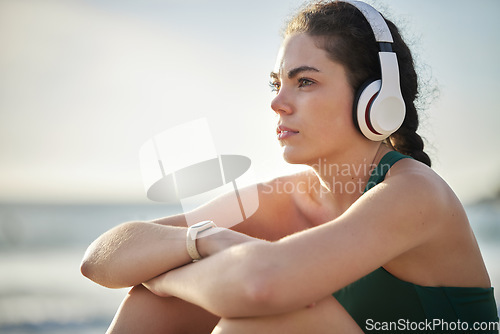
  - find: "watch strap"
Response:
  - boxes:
[186,220,216,261]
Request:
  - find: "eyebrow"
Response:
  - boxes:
[270,66,320,80]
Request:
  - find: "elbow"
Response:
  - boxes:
[242,243,290,311]
[223,268,282,318]
[79,252,107,286]
[80,239,104,283]
[80,257,125,289]
[79,244,121,289]
[79,255,99,283]
[215,245,284,318]
[244,261,278,305]
[244,274,277,311]
[80,244,98,281]
[212,274,276,319]
[79,221,140,288]
[79,257,92,280]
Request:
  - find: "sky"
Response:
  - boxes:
[1,0,499,204]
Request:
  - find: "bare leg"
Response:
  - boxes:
[107,285,219,334]
[212,296,363,334]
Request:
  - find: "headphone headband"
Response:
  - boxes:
[342,0,393,43]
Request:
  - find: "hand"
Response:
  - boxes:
[143,272,172,298]
[143,228,257,297]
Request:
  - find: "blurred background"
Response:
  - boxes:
[1,0,499,332]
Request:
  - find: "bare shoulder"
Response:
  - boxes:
[332,156,465,252]
[385,158,458,202]
[370,159,488,287]
[231,170,319,239]
[375,157,466,229]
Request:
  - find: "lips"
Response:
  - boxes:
[277,125,299,140]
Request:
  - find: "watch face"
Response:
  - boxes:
[188,221,215,240]
[193,220,213,229]
[187,220,217,261]
[196,221,216,235]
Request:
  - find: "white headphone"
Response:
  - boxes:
[343,1,406,141]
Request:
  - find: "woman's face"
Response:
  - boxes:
[271,33,364,165]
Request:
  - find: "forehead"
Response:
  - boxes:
[274,33,331,76]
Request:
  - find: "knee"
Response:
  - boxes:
[119,284,155,308]
[108,286,185,333]
[127,284,149,298]
[114,286,220,333]
[211,318,241,334]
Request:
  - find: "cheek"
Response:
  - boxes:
[314,94,354,133]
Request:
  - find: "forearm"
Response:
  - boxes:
[81,221,191,288]
[143,239,291,318]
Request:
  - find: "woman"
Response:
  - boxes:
[81,1,498,333]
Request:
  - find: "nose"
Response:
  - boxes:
[271,91,293,115]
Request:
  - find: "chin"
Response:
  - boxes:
[281,146,311,165]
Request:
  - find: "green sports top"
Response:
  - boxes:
[333,151,499,333]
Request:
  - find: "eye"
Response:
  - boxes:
[269,80,281,93]
[298,78,314,88]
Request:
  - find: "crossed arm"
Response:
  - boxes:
[80,179,300,288]
[81,167,445,319]
[80,216,257,289]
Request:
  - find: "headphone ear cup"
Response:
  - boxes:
[353,79,386,141]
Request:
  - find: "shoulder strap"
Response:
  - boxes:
[363,151,412,193]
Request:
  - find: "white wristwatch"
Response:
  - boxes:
[186,220,217,261]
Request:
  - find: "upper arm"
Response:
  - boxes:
[253,166,450,310]
[164,173,308,241]
[151,213,188,227]
[149,178,292,233]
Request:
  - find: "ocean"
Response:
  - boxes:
[0,201,499,333]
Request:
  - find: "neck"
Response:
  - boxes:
[309,142,389,209]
